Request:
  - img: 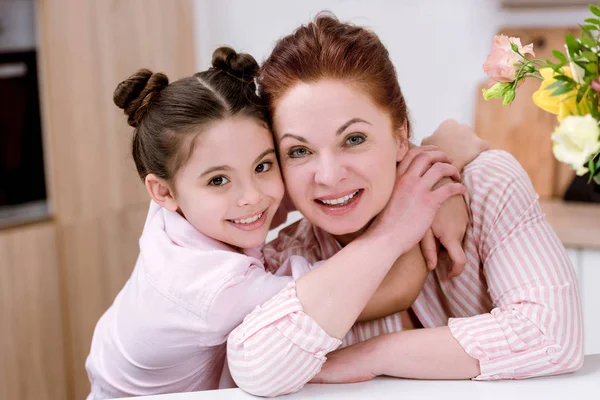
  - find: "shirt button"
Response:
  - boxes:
[547,348,555,355]
[315,351,324,358]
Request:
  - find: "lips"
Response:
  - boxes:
[226,209,268,231]
[314,189,363,216]
[316,189,360,206]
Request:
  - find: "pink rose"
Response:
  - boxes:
[483,35,535,84]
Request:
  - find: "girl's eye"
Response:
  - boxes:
[346,134,366,146]
[255,161,272,173]
[208,176,230,187]
[288,147,311,158]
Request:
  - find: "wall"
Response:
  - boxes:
[193,0,589,143]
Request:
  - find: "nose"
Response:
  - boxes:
[314,153,347,187]
[236,178,263,207]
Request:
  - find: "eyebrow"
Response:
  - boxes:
[336,118,371,136]
[279,118,372,143]
[200,148,276,177]
[253,148,276,164]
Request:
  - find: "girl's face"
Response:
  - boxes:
[272,79,407,244]
[172,116,284,249]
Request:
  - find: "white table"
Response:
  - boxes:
[132,354,600,399]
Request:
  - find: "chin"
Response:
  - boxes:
[315,217,371,237]
[236,234,267,250]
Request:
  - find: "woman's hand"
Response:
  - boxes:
[422,119,489,170]
[310,341,378,384]
[367,148,465,257]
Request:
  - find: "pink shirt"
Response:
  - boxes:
[85,202,309,399]
[227,150,584,397]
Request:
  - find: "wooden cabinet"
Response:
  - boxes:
[0,222,67,400]
[0,1,195,399]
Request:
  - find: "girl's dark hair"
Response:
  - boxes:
[114,46,266,183]
[259,13,411,136]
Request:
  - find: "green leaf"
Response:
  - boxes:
[576,85,588,103]
[585,62,598,74]
[546,81,565,91]
[590,4,600,17]
[582,51,598,62]
[585,18,600,25]
[596,157,600,170]
[550,63,563,73]
[580,36,597,49]
[555,75,577,84]
[565,33,581,56]
[551,85,575,96]
[582,24,599,32]
[588,159,596,176]
[552,50,568,63]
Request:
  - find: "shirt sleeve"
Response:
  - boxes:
[227,281,341,397]
[202,259,293,346]
[448,151,584,380]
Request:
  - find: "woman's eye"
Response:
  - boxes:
[346,134,366,146]
[256,161,272,173]
[288,147,310,158]
[209,176,230,186]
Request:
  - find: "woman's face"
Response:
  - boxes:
[272,79,407,243]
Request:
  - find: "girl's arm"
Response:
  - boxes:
[228,149,464,397]
[357,121,488,321]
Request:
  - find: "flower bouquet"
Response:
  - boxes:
[482,2,600,184]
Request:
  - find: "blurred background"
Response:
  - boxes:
[1,1,599,399]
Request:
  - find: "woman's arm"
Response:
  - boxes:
[312,326,480,384]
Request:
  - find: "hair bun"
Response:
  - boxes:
[113,68,169,128]
[211,46,259,82]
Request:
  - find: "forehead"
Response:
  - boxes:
[272,79,390,136]
[190,117,274,164]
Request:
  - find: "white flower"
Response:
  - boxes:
[552,115,600,175]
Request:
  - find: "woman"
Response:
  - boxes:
[227,14,583,396]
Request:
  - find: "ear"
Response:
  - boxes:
[145,174,179,212]
[395,122,409,162]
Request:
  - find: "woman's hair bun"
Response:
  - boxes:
[113,68,169,128]
[211,46,259,82]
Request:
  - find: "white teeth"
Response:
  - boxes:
[320,190,359,206]
[232,212,263,224]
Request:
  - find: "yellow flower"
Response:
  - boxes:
[532,67,587,122]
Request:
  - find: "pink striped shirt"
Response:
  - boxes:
[227,150,584,396]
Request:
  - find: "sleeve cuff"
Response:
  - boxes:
[448,314,515,380]
[229,282,341,357]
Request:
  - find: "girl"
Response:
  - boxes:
[227,14,583,397]
[85,46,474,399]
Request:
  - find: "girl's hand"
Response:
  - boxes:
[421,119,489,170]
[367,148,465,258]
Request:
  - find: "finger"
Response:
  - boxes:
[421,162,461,189]
[397,146,436,176]
[420,229,438,270]
[431,182,466,204]
[480,139,491,152]
[404,151,453,178]
[439,236,467,278]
